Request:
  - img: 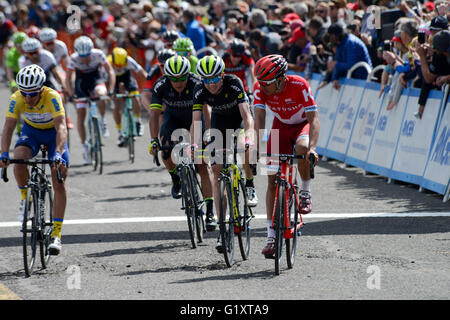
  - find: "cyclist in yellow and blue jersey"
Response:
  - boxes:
[107,47,147,146]
[0,65,68,256]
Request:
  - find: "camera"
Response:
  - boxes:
[418,31,426,44]
[383,40,391,51]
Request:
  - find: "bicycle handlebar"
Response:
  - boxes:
[1,159,64,183]
[114,93,142,99]
[265,153,316,179]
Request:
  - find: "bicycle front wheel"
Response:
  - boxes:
[190,168,205,244]
[126,107,135,164]
[219,178,234,267]
[237,178,251,260]
[286,185,300,269]
[274,184,286,275]
[39,188,54,269]
[181,167,196,249]
[22,188,38,277]
[90,117,103,174]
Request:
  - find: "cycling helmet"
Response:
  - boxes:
[111,47,128,66]
[196,55,225,78]
[16,64,46,92]
[162,30,180,43]
[164,56,191,77]
[172,37,194,53]
[39,28,57,43]
[74,36,94,56]
[229,38,246,56]
[25,25,40,39]
[157,48,176,65]
[254,54,288,82]
[21,38,42,53]
[11,32,28,45]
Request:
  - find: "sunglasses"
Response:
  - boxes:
[203,76,221,84]
[169,75,188,82]
[79,53,90,58]
[26,50,39,56]
[20,90,40,97]
[43,41,55,46]
[177,51,189,57]
[258,78,277,87]
[315,9,326,14]
[231,53,243,58]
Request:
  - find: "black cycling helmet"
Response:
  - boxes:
[162,30,180,43]
[157,48,177,65]
[229,38,246,56]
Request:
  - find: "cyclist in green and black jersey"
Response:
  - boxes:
[191,55,258,251]
[148,56,215,230]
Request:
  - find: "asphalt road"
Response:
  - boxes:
[0,85,449,302]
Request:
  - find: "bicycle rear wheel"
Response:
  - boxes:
[219,178,234,267]
[181,167,196,248]
[22,188,38,277]
[237,177,251,260]
[39,187,54,269]
[274,184,286,275]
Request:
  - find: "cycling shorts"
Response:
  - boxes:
[74,70,106,98]
[114,70,139,94]
[266,117,309,172]
[15,123,70,165]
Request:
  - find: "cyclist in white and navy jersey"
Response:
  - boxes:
[64,36,115,165]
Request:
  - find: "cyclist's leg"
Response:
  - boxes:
[112,79,123,136]
[294,122,313,214]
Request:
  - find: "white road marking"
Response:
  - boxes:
[0,211,449,228]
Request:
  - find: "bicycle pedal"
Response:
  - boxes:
[264,254,275,260]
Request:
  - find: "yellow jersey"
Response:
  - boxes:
[6,86,65,130]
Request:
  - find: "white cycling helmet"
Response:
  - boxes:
[21,38,42,53]
[74,36,94,56]
[164,56,191,77]
[16,64,46,92]
[39,28,57,43]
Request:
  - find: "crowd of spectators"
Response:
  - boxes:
[0,0,449,118]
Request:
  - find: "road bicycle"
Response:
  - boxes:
[153,142,206,248]
[266,151,315,275]
[72,96,107,174]
[216,135,254,267]
[115,93,141,164]
[1,145,63,277]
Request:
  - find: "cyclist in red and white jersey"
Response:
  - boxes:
[252,54,320,257]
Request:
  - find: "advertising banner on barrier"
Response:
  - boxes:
[422,101,450,195]
[365,88,408,176]
[325,78,366,161]
[315,80,344,155]
[390,88,444,185]
[345,82,383,168]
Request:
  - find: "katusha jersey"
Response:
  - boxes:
[6,86,65,130]
[253,75,318,125]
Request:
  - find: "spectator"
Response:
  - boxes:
[315,1,331,28]
[359,0,376,38]
[287,26,311,73]
[415,30,450,118]
[329,0,349,24]
[321,22,373,90]
[182,7,206,52]
[248,28,282,61]
[249,8,270,33]
[308,16,327,46]
[211,0,227,34]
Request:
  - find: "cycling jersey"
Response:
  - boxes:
[253,75,317,125]
[189,55,198,74]
[106,55,143,76]
[193,74,248,115]
[143,64,162,92]
[19,49,58,89]
[151,73,202,115]
[6,86,65,130]
[6,47,21,74]
[19,49,57,75]
[223,50,254,92]
[67,48,108,74]
[48,39,69,64]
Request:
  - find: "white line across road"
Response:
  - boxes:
[0,211,449,228]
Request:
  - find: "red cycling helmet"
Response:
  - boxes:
[254,54,288,82]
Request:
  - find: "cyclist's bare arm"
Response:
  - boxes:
[305,110,320,164]
[51,65,66,91]
[102,61,116,93]
[65,68,74,97]
[254,107,266,154]
[137,68,148,81]
[191,109,204,145]
[54,115,67,155]
[150,107,161,139]
[0,117,17,165]
[238,101,255,142]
